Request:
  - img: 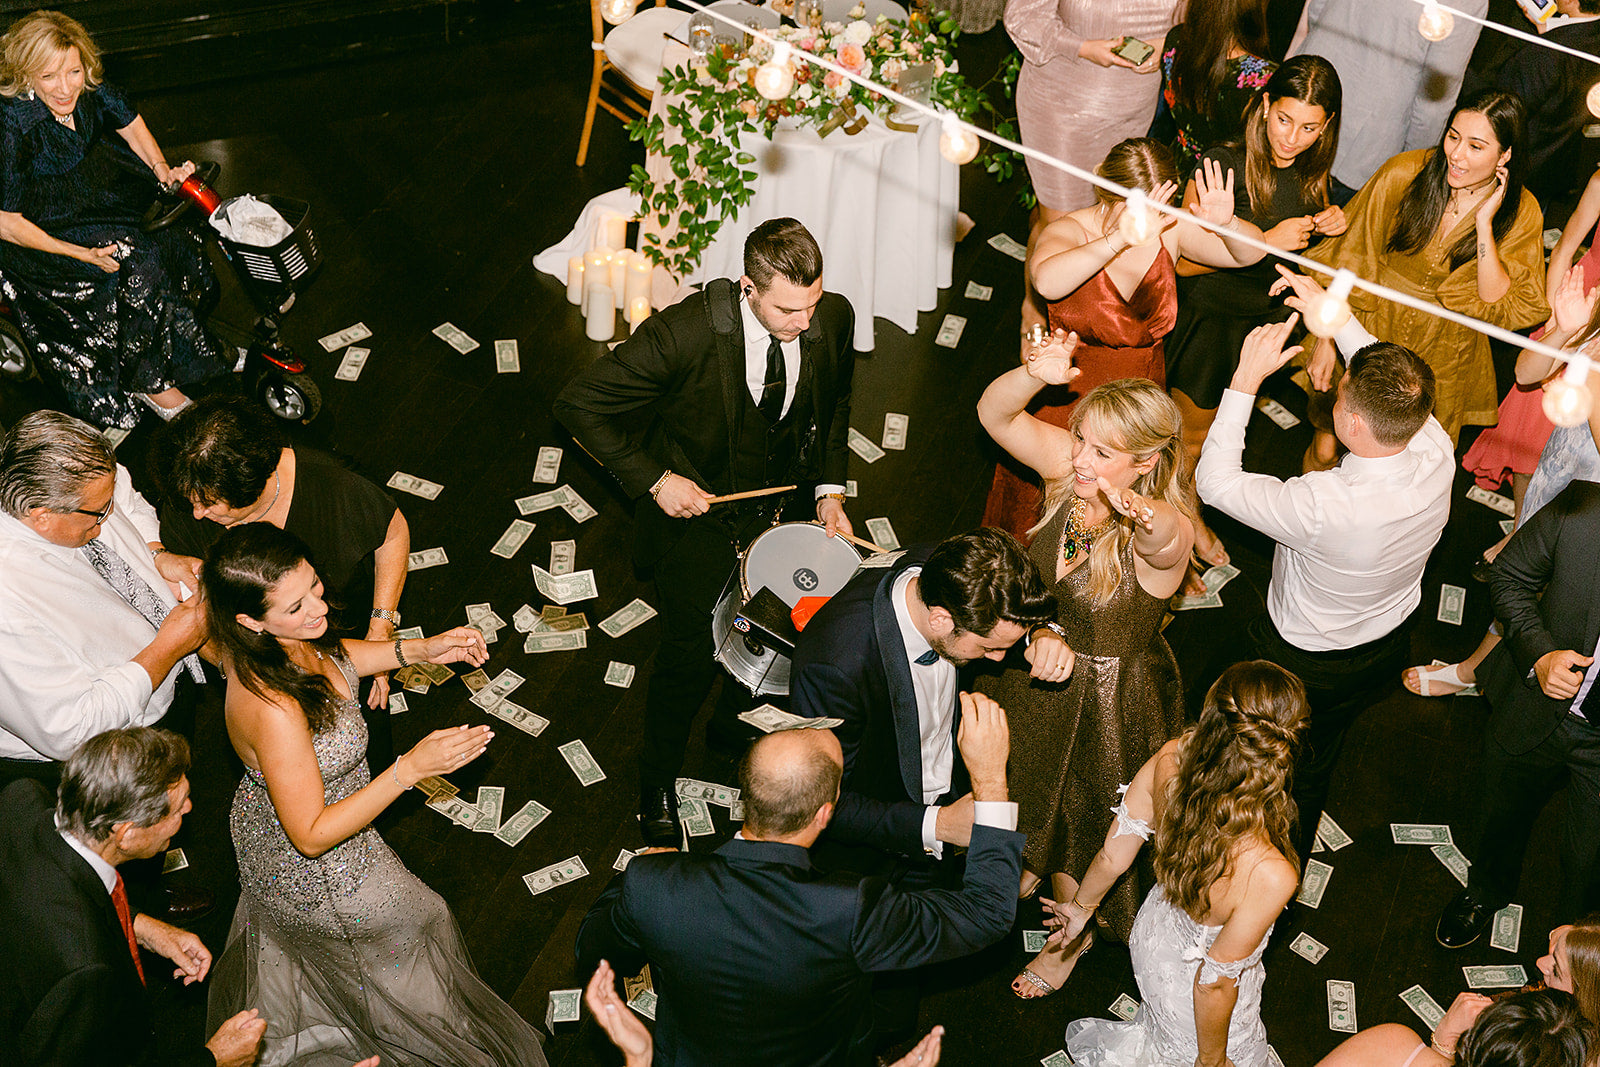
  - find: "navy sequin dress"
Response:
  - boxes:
[0,83,227,428]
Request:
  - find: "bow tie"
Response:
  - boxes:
[914,649,940,666]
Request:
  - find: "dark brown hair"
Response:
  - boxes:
[1167,0,1271,122]
[917,527,1056,639]
[1343,341,1437,447]
[1237,55,1341,217]
[743,217,823,291]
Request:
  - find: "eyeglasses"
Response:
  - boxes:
[71,495,114,524]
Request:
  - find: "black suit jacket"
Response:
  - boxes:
[575,823,1022,1067]
[789,546,970,858]
[553,278,855,564]
[1483,480,1600,754]
[0,780,214,1067]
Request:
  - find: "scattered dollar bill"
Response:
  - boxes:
[513,604,541,632]
[532,446,563,484]
[524,855,589,895]
[1318,812,1354,851]
[604,661,636,688]
[1327,979,1357,1033]
[1256,397,1301,429]
[1438,583,1466,626]
[388,692,408,714]
[1299,857,1333,908]
[1464,964,1528,989]
[473,785,505,833]
[491,519,536,559]
[459,668,490,692]
[730,798,744,821]
[400,672,431,695]
[628,988,658,1020]
[1491,903,1524,954]
[487,700,550,737]
[1109,993,1140,1021]
[532,565,599,605]
[494,339,520,373]
[415,775,456,798]
[1311,834,1327,853]
[415,662,454,685]
[465,603,505,630]
[614,849,637,871]
[546,989,581,1028]
[1172,562,1243,611]
[676,777,740,808]
[623,967,652,1003]
[318,322,372,352]
[102,426,130,449]
[542,605,567,621]
[495,800,552,846]
[600,598,658,638]
[334,346,370,381]
[1401,985,1447,1030]
[387,472,443,500]
[1172,589,1222,611]
[1290,932,1329,964]
[965,280,993,301]
[470,669,526,709]
[844,480,858,497]
[1499,519,1515,536]
[680,796,715,836]
[517,487,571,514]
[161,848,189,875]
[987,233,1028,261]
[408,547,449,571]
[1466,484,1516,516]
[882,412,909,451]
[1433,842,1471,886]
[525,630,587,654]
[739,705,846,732]
[548,539,576,576]
[558,739,606,786]
[866,517,900,550]
[1023,929,1049,953]
[542,613,589,633]
[395,626,424,640]
[934,314,966,348]
[562,489,598,523]
[433,321,480,353]
[1040,1053,1072,1067]
[1392,823,1453,846]
[847,427,885,463]
[428,793,480,826]
[1267,1046,1285,1067]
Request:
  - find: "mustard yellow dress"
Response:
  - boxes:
[1319,149,1549,443]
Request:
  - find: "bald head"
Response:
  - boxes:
[738,729,843,840]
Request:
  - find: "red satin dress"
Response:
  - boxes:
[983,246,1178,535]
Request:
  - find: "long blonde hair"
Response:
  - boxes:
[1030,379,1198,605]
[0,10,102,99]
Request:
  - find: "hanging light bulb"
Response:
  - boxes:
[1304,269,1357,338]
[1117,190,1158,247]
[1543,355,1594,428]
[1588,80,1600,120]
[1418,1,1454,41]
[939,117,979,165]
[599,0,638,25]
[754,41,795,100]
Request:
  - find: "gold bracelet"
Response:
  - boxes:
[649,470,673,499]
[1430,1039,1452,1059]
[1070,895,1096,912]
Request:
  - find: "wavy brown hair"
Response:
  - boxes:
[1237,56,1341,217]
[1563,916,1600,1026]
[1153,660,1307,919]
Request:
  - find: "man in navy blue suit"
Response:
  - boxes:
[576,693,1023,1067]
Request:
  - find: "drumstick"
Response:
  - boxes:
[704,484,798,505]
[836,530,887,554]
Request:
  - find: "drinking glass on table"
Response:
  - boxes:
[796,0,822,30]
[688,11,714,62]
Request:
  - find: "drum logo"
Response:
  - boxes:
[734,616,751,632]
[793,567,819,591]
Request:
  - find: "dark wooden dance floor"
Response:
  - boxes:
[0,4,1577,1064]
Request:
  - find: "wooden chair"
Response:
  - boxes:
[577,0,679,166]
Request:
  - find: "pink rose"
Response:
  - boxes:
[823,70,845,90]
[740,99,760,118]
[837,42,866,73]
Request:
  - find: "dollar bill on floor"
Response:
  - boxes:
[495,339,520,373]
[1022,929,1048,953]
[558,739,606,785]
[542,605,568,621]
[469,668,525,708]
[459,668,489,692]
[516,486,571,515]
[1499,519,1515,536]
[987,233,1028,261]
[513,604,541,632]
[523,855,589,895]
[532,446,563,484]
[847,427,885,463]
[1256,398,1301,429]
[548,539,576,576]
[1432,842,1471,886]
[466,603,505,630]
[532,564,599,605]
[1039,1052,1072,1067]
[102,426,131,448]
[1299,857,1333,908]
[1267,1047,1285,1067]
[318,322,372,352]
[489,700,550,737]
[494,800,551,846]
[427,793,479,826]
[866,517,900,550]
[1391,823,1453,845]
[1464,964,1528,989]
[334,346,370,381]
[490,519,536,559]
[845,480,858,497]
[1466,484,1516,516]
[680,795,716,836]
[600,598,659,637]
[525,630,587,654]
[161,848,190,875]
[546,989,581,1029]
[882,412,908,450]
[542,613,589,633]
[964,281,993,301]
[614,848,637,871]
[676,777,740,808]
[1311,834,1327,853]
[1318,812,1354,851]
[1327,979,1358,1033]
[1290,932,1329,964]
[400,673,430,695]
[387,472,443,500]
[604,661,636,688]
[1490,903,1524,953]
[623,966,653,1002]
[1400,985,1447,1030]
[934,314,966,349]
[407,547,448,571]
[414,775,456,798]
[388,692,408,714]
[473,785,505,833]
[1438,583,1466,626]
[1109,993,1140,1021]
[562,489,598,523]
[432,321,480,354]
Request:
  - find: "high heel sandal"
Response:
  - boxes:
[1012,926,1094,1000]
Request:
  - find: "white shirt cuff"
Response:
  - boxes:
[814,484,845,499]
[1217,387,1256,420]
[1333,317,1377,361]
[921,805,943,857]
[974,801,1019,832]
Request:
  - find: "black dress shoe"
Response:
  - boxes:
[162,885,215,921]
[1437,886,1498,948]
[639,786,682,848]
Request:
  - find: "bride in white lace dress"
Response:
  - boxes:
[1044,661,1306,1067]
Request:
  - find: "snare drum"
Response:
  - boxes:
[713,521,863,695]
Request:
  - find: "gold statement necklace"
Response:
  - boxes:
[1062,495,1117,563]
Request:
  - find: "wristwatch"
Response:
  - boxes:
[1027,621,1069,646]
[371,608,401,626]
[818,492,846,504]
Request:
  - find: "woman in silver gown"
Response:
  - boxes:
[202,522,547,1067]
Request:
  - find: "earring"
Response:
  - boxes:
[23,88,33,100]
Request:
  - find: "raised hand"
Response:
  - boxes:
[1234,313,1304,393]
[1550,265,1600,336]
[1025,328,1081,385]
[1105,182,1179,246]
[586,960,653,1067]
[1097,476,1157,533]
[1476,164,1509,227]
[1191,158,1238,229]
[1268,264,1325,315]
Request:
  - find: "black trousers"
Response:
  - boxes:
[1468,711,1600,921]
[1248,613,1411,860]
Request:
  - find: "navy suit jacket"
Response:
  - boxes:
[789,546,970,858]
[575,822,1023,1067]
[0,780,213,1067]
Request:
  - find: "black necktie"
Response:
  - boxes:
[914,649,939,666]
[759,335,786,422]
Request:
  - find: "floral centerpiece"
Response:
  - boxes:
[628,7,993,279]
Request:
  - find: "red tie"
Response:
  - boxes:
[111,872,146,986]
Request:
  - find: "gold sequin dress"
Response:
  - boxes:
[206,648,547,1066]
[978,505,1185,942]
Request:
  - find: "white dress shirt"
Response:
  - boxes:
[738,296,844,501]
[1195,319,1453,651]
[57,815,117,894]
[0,465,178,761]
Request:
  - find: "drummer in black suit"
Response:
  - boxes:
[554,218,857,847]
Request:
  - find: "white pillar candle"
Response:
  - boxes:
[610,249,631,308]
[585,284,616,341]
[627,296,651,329]
[602,214,628,252]
[625,255,653,308]
[566,256,585,305]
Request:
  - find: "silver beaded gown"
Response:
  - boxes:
[206,648,547,1066]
